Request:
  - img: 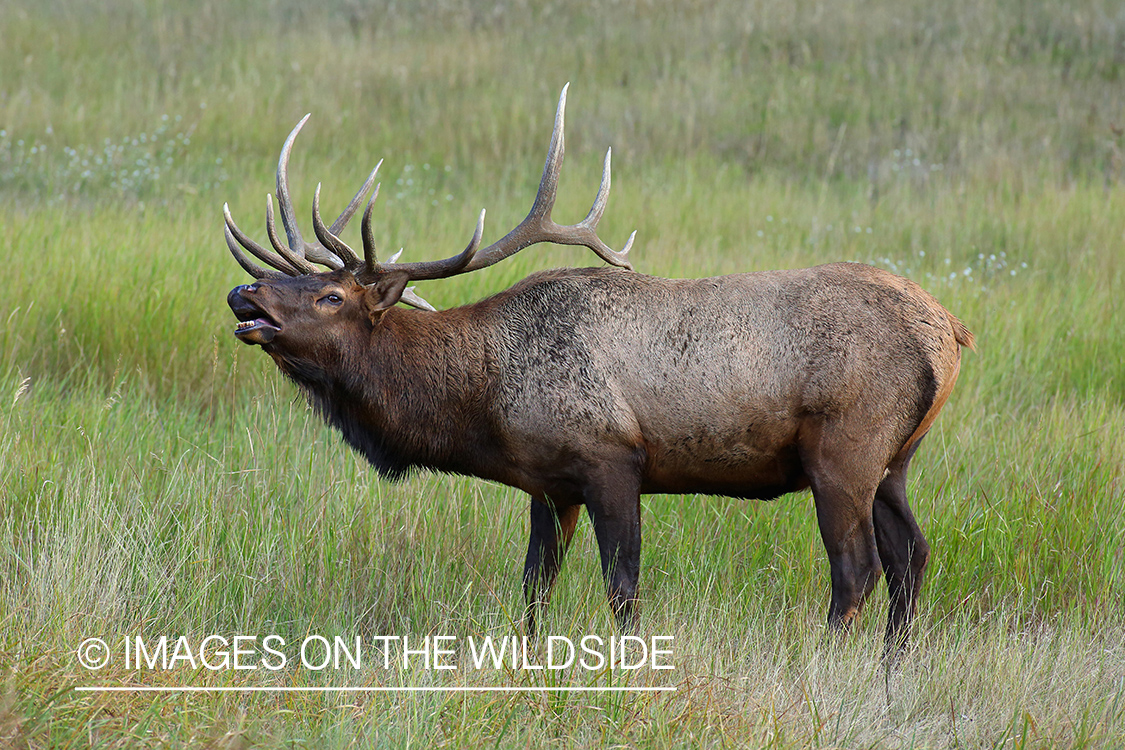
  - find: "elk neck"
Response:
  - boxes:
[277,303,508,481]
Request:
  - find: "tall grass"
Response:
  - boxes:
[1,0,1123,747]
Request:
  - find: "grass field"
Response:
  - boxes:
[2,0,1124,746]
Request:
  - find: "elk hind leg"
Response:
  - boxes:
[873,440,930,655]
[802,422,884,632]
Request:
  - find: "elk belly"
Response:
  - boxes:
[639,425,808,500]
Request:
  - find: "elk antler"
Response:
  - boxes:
[224,84,635,310]
[458,83,635,274]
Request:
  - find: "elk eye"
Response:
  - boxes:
[323,293,343,305]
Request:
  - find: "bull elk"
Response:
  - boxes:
[224,86,973,652]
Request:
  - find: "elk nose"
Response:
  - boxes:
[231,283,259,298]
[228,284,257,307]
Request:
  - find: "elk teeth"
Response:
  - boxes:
[236,321,254,330]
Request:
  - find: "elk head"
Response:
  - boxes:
[225,85,636,358]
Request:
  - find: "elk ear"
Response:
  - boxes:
[364,270,411,320]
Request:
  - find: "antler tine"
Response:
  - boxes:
[361,183,381,275]
[224,221,287,280]
[582,148,612,228]
[275,114,311,256]
[312,183,364,270]
[274,114,347,271]
[224,203,300,276]
[529,80,568,221]
[356,191,437,308]
[565,146,634,268]
[266,194,318,274]
[582,148,634,256]
[333,160,382,235]
[400,286,437,312]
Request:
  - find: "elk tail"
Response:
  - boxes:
[946,311,976,350]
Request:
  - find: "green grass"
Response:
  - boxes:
[2,0,1124,746]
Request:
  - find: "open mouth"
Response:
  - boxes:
[229,287,281,344]
[232,310,280,343]
[234,316,280,335]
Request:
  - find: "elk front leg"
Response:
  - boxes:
[523,497,582,638]
[583,463,644,632]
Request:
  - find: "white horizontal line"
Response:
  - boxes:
[76,686,676,693]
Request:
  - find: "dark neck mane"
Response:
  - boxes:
[271,307,502,481]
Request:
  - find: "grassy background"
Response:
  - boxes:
[1,0,1124,746]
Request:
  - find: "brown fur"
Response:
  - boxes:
[228,260,972,650]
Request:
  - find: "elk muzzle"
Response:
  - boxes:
[228,284,281,345]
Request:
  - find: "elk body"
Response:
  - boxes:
[225,87,973,651]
